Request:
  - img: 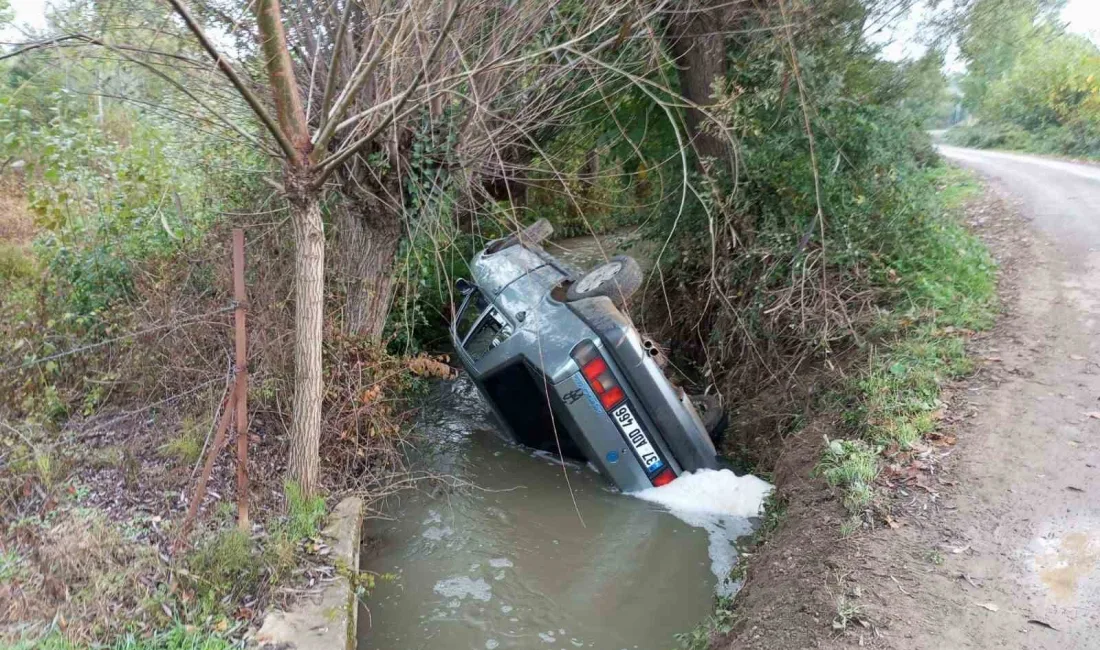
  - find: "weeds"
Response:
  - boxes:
[817,167,997,517]
[159,417,207,466]
[8,626,233,650]
[831,595,865,630]
[184,529,260,602]
[675,596,737,650]
[0,241,35,281]
[817,438,878,511]
[282,481,326,541]
[0,548,25,583]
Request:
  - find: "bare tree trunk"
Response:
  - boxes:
[336,197,402,343]
[287,191,324,492]
[254,0,324,497]
[667,1,731,167]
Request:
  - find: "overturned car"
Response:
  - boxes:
[450,220,724,492]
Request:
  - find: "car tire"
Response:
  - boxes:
[486,219,554,254]
[565,255,642,308]
[691,393,728,445]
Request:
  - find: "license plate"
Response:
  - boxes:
[610,403,664,473]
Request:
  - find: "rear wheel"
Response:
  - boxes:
[486,219,553,254]
[691,393,728,445]
[565,255,642,308]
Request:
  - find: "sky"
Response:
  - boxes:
[1,0,49,41]
[1064,0,1100,39]
[3,0,1100,59]
[875,0,1100,66]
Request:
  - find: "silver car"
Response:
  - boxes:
[450,220,722,492]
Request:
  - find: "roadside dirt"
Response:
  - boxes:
[717,166,1100,649]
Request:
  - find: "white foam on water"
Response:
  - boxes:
[633,469,773,596]
[489,557,513,568]
[421,526,453,541]
[486,640,500,650]
[433,576,493,602]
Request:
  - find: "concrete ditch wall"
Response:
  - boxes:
[255,496,363,650]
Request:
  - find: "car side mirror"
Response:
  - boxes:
[456,278,475,295]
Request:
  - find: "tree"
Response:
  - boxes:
[957,0,1066,112]
[665,0,734,168]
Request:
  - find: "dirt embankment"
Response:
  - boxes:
[715,175,1093,649]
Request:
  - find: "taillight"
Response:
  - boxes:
[571,340,675,487]
[571,341,626,410]
[650,467,676,487]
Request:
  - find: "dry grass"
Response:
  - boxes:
[0,176,36,247]
[2,508,166,644]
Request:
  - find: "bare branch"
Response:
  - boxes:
[312,10,407,158]
[315,0,464,182]
[318,0,355,128]
[165,0,300,162]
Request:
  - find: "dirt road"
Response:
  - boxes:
[845,146,1100,648]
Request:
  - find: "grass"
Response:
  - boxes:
[0,241,36,282]
[0,548,25,583]
[159,417,206,466]
[179,483,328,611]
[282,480,326,540]
[184,529,260,601]
[1,443,330,649]
[819,165,998,517]
[817,438,878,511]
[9,626,233,650]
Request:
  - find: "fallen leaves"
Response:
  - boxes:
[926,431,958,446]
[406,354,456,379]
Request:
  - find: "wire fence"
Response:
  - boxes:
[1,304,237,375]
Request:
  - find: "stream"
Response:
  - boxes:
[357,378,771,650]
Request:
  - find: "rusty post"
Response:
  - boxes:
[233,228,249,530]
[175,389,236,552]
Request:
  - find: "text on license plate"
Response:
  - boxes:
[610,403,664,473]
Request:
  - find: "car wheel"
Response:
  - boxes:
[691,393,728,445]
[565,255,642,308]
[486,219,554,254]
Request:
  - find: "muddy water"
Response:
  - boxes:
[357,379,760,650]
